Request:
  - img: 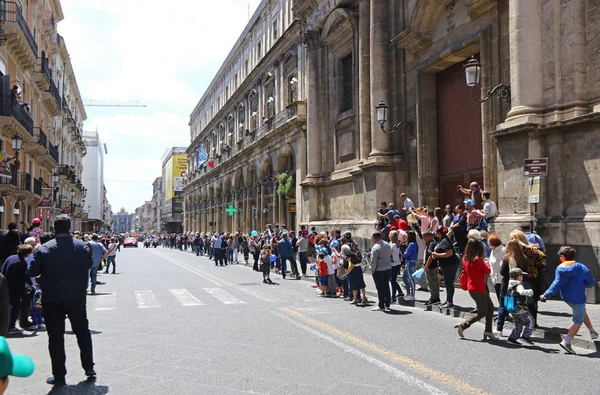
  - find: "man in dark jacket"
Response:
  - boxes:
[28,215,95,386]
[0,273,9,336]
[2,245,34,334]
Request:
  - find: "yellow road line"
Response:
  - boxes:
[152,251,234,286]
[279,307,490,395]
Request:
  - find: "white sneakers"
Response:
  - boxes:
[403,295,415,301]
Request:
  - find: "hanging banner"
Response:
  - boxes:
[61,202,71,214]
[37,196,54,209]
[0,152,13,179]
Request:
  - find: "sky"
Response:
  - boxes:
[58,0,261,213]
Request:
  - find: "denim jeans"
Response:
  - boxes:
[30,308,43,325]
[227,248,234,263]
[89,266,99,290]
[279,256,289,279]
[402,261,416,296]
[105,256,116,273]
[195,245,201,256]
[495,283,508,330]
[299,251,308,275]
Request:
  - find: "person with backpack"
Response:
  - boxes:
[541,246,598,354]
[505,268,535,346]
[341,232,368,306]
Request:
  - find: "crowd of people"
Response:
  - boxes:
[166,186,597,354]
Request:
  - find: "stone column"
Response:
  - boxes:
[358,0,372,162]
[369,0,393,156]
[506,0,543,120]
[259,183,265,231]
[306,31,322,178]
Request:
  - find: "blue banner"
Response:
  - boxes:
[198,144,208,169]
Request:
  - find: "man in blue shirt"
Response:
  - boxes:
[520,223,545,253]
[278,232,299,280]
[212,233,223,266]
[88,235,109,295]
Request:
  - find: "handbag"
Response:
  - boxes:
[411,267,425,281]
[459,270,468,291]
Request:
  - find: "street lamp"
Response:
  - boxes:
[70,190,75,215]
[11,135,22,169]
[463,56,510,102]
[375,100,412,135]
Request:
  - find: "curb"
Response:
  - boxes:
[177,250,599,351]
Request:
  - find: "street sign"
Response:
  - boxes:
[528,176,541,203]
[524,158,548,176]
[225,204,237,217]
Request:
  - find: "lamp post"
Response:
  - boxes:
[11,135,22,169]
[70,190,75,215]
[375,100,412,135]
[463,56,510,102]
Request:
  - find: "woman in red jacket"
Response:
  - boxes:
[454,239,498,340]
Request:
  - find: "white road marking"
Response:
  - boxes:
[93,292,116,311]
[204,288,245,304]
[152,252,223,286]
[134,290,160,308]
[170,289,204,306]
[270,310,447,395]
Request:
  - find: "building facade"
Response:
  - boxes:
[184,0,600,301]
[151,177,162,233]
[183,0,304,235]
[161,147,186,233]
[112,207,133,235]
[0,0,86,232]
[82,130,104,232]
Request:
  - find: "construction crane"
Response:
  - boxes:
[83,100,147,108]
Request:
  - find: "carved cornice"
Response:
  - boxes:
[465,0,497,20]
[392,29,431,54]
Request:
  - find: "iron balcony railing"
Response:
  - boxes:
[48,144,58,162]
[3,2,39,57]
[36,127,47,148]
[0,95,34,136]
[33,178,42,196]
[19,172,32,192]
[41,52,61,108]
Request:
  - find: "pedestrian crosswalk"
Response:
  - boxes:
[89,287,253,311]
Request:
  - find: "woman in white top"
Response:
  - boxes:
[427,210,440,233]
[389,231,406,303]
[487,233,506,303]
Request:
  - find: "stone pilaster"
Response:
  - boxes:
[369,0,393,156]
[358,0,371,162]
[305,31,322,178]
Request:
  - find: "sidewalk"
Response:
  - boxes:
[301,269,600,350]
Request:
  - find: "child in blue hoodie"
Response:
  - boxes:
[541,246,598,354]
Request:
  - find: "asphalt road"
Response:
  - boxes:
[6,246,600,395]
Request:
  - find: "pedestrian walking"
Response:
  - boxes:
[87,235,109,295]
[423,231,441,306]
[505,268,535,346]
[454,239,497,341]
[402,231,418,301]
[260,245,273,284]
[370,231,392,312]
[388,230,405,304]
[2,245,34,334]
[28,215,96,385]
[104,238,118,274]
[541,246,598,354]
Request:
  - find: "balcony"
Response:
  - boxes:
[0,176,17,196]
[3,2,38,68]
[47,144,59,165]
[13,172,34,201]
[0,88,35,141]
[37,53,62,115]
[33,178,42,196]
[42,10,56,35]
[274,101,307,131]
[25,127,47,156]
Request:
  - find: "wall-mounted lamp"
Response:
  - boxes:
[375,101,413,135]
[463,56,510,103]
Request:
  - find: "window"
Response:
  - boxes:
[288,74,298,104]
[341,54,353,112]
[234,74,238,89]
[225,87,229,101]
[272,20,278,40]
[257,42,262,60]
[245,60,249,77]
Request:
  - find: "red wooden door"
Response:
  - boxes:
[436,60,483,208]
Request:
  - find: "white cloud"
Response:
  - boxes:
[59,0,261,212]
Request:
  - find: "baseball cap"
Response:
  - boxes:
[464,199,475,206]
[509,268,527,277]
[31,218,41,225]
[467,229,482,240]
[0,337,35,378]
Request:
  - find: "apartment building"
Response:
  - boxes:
[0,0,86,231]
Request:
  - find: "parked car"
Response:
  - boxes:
[123,237,138,248]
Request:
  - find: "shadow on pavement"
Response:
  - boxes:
[66,330,102,335]
[48,380,108,395]
[460,337,560,354]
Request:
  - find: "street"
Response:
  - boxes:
[6,247,599,395]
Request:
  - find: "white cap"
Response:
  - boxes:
[467,229,482,240]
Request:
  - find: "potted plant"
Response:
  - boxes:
[277,172,295,197]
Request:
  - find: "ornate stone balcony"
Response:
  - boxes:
[3,2,38,69]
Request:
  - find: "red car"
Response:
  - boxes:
[123,237,138,248]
